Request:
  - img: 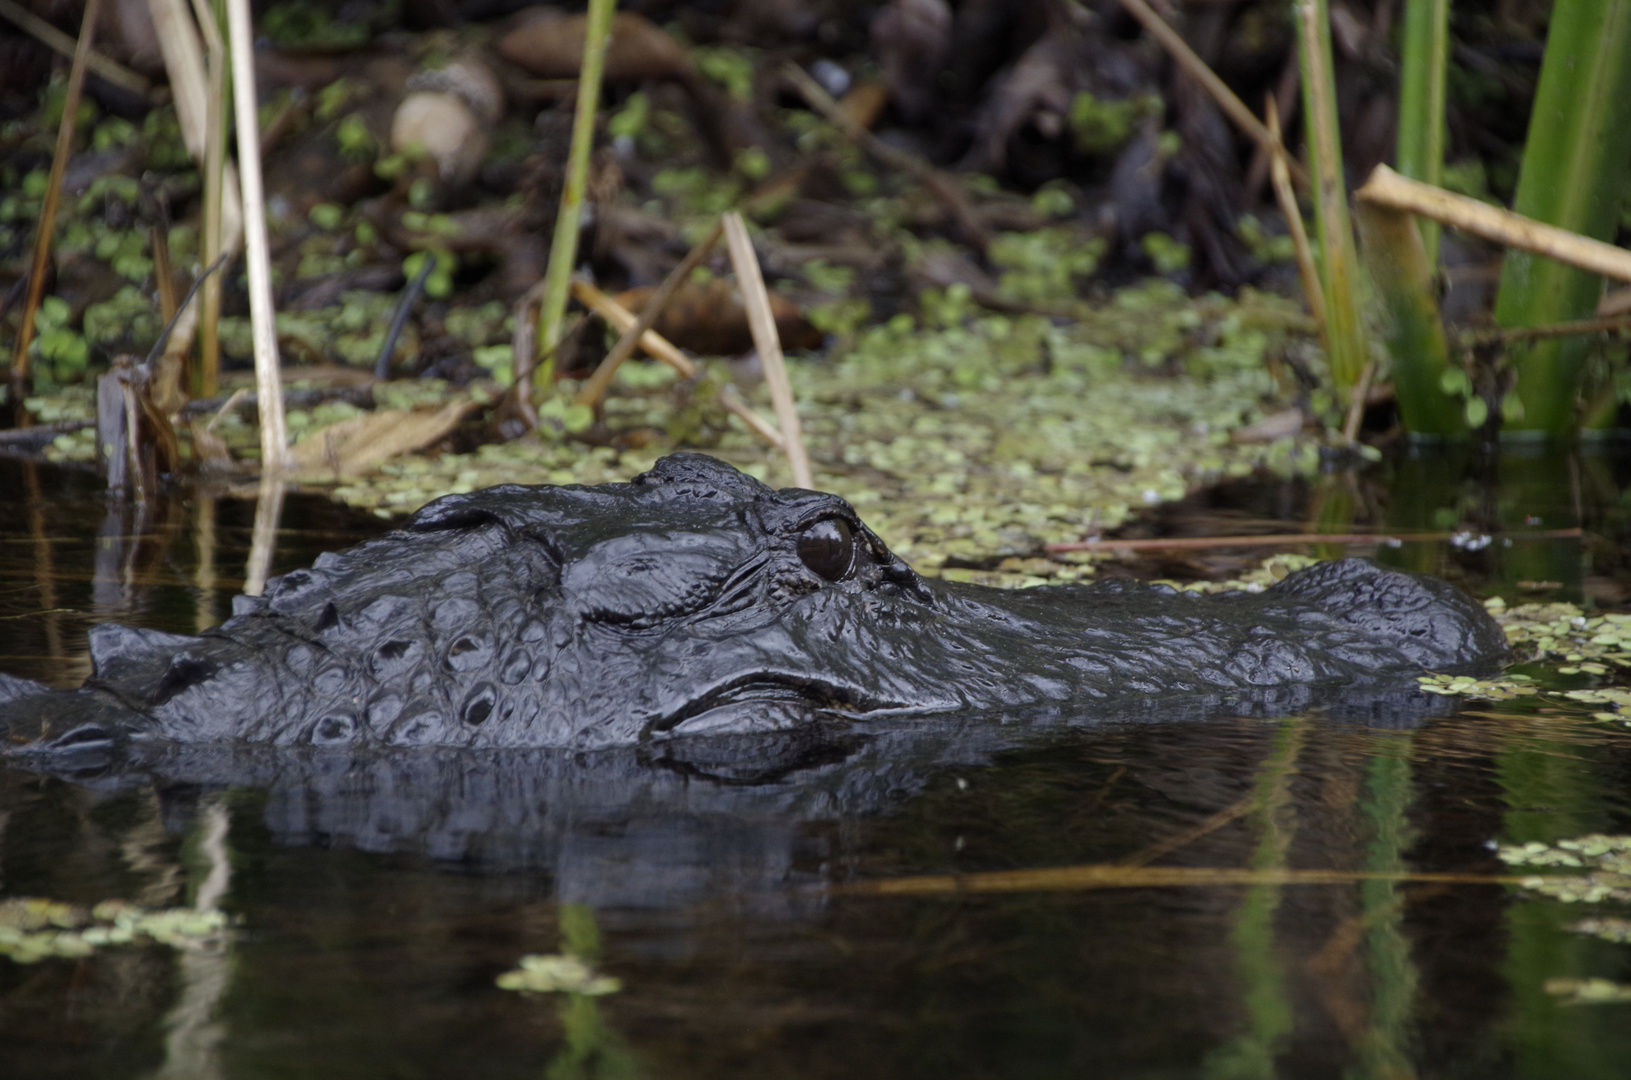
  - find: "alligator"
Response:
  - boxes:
[0,453,1506,754]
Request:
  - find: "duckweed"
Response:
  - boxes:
[496,953,621,996]
[0,897,228,965]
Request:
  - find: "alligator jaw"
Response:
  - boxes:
[647,674,937,740]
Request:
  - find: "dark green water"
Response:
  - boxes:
[2,451,1630,1080]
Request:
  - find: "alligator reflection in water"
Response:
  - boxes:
[43,691,1462,907]
[1,453,1504,754]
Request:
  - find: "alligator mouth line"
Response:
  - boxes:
[647,674,925,738]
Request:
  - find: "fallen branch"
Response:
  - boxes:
[1043,527,1583,554]
[1357,164,1631,284]
[1456,314,1631,348]
[575,219,723,408]
[781,63,992,253]
[568,278,785,451]
[723,211,812,487]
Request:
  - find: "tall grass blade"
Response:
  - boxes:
[1494,0,1631,436]
[532,0,617,392]
[1395,0,1449,267]
[1355,201,1463,437]
[1295,0,1370,405]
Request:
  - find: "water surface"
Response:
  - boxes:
[2,453,1629,1079]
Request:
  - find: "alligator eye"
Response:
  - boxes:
[797,517,856,581]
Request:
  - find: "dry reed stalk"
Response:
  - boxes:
[1359,164,1631,284]
[1265,96,1324,333]
[188,0,230,397]
[10,0,101,396]
[224,0,289,471]
[722,212,811,486]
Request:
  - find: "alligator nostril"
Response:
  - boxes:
[461,683,497,726]
[310,715,356,744]
[313,602,340,632]
[378,640,412,661]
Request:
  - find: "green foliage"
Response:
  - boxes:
[309,202,345,231]
[1031,184,1075,219]
[734,146,770,181]
[83,285,160,351]
[1140,232,1190,276]
[315,78,362,122]
[403,250,455,299]
[31,296,87,382]
[1494,0,1631,435]
[1235,215,1294,263]
[988,226,1104,304]
[692,47,756,102]
[141,109,190,170]
[92,116,136,152]
[261,1,372,47]
[1067,91,1157,155]
[607,92,649,141]
[336,113,374,161]
[472,346,513,383]
[651,166,740,218]
[94,230,152,283]
[538,393,594,436]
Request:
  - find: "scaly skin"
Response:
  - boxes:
[0,454,1506,752]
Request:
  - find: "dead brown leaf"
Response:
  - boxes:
[290,401,473,478]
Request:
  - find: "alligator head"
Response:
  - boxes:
[1,454,1506,752]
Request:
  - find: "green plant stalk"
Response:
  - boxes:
[533,0,617,393]
[1295,0,1369,404]
[1494,0,1631,436]
[1395,0,1449,267]
[1355,202,1463,437]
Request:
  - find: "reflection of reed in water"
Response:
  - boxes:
[151,799,232,1080]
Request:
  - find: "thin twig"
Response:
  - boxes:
[1358,164,1631,284]
[225,0,289,472]
[1456,314,1631,348]
[575,219,723,408]
[1110,0,1311,191]
[10,0,101,397]
[723,212,812,487]
[0,0,151,95]
[1043,527,1583,554]
[569,277,785,450]
[144,253,229,370]
[1265,96,1325,334]
[833,865,1525,898]
[781,64,992,252]
[375,253,436,380]
[1341,359,1377,443]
